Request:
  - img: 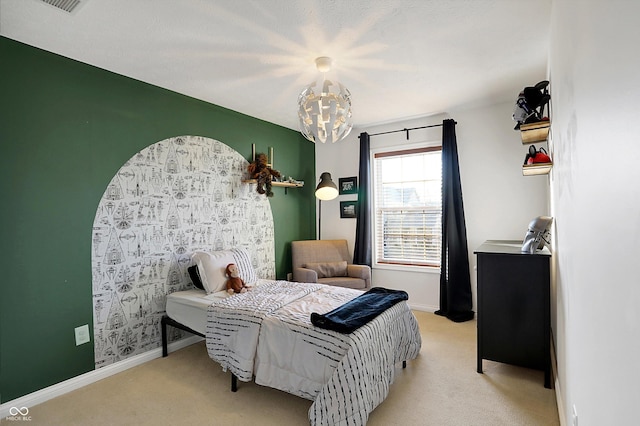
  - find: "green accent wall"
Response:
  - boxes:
[0,37,316,402]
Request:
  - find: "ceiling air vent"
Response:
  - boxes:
[38,0,86,14]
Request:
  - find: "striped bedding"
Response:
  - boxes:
[205,280,422,425]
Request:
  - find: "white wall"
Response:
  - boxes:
[316,101,548,311]
[548,1,640,424]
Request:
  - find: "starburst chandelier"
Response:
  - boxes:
[298,57,353,144]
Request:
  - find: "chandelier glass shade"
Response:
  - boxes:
[298,57,353,144]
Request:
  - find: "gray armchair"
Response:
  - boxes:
[291,239,371,290]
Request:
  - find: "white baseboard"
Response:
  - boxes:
[555,377,565,426]
[408,302,439,313]
[409,303,478,321]
[0,336,203,418]
[551,339,565,426]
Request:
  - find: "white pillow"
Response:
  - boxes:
[191,250,235,294]
[232,248,258,284]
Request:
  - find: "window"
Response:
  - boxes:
[373,146,442,268]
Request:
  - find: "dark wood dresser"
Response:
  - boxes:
[475,240,551,388]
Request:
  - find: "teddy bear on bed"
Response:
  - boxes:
[225,263,250,294]
[248,152,281,197]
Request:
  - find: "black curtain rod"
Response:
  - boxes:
[364,121,457,140]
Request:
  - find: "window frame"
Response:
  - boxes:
[370,141,443,272]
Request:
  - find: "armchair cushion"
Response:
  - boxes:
[318,277,369,290]
[303,261,348,278]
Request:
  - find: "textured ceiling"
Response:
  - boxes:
[1,0,551,130]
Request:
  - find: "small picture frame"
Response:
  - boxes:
[339,176,358,195]
[340,201,358,219]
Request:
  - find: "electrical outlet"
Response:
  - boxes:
[572,405,578,426]
[75,324,90,346]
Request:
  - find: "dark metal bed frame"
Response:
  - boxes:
[161,315,238,391]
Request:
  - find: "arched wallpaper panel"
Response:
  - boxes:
[91,135,275,368]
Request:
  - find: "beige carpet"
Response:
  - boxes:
[26,312,559,425]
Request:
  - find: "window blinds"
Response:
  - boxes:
[373,147,442,267]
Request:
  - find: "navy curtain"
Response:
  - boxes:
[353,132,372,266]
[435,119,474,322]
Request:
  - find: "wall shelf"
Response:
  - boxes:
[243,180,304,194]
[520,121,550,144]
[522,163,553,176]
[242,180,304,188]
[520,120,552,176]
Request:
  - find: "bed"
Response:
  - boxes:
[163,277,421,425]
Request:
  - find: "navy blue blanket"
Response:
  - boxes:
[310,287,409,334]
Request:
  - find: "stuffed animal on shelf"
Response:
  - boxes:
[225,263,249,294]
[248,153,281,197]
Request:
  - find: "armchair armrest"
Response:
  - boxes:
[293,267,318,283]
[347,264,371,280]
[347,264,371,289]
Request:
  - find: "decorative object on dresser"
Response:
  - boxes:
[291,239,371,290]
[475,240,552,388]
[521,216,553,254]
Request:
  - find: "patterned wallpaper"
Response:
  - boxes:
[91,136,275,368]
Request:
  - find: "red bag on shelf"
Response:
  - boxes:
[524,145,551,165]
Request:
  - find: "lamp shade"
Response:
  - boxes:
[315,172,338,200]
